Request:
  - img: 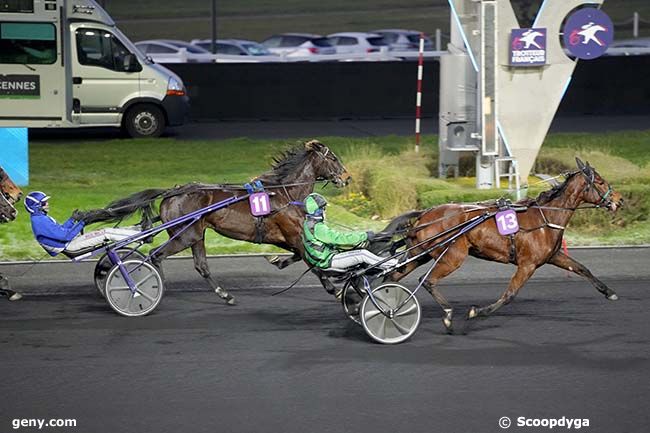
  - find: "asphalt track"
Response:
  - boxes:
[1,248,649,433]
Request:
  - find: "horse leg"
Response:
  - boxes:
[468,264,537,319]
[549,251,618,300]
[420,245,469,332]
[191,241,236,306]
[0,273,21,301]
[266,253,301,270]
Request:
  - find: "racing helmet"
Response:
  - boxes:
[304,193,328,217]
[24,191,50,214]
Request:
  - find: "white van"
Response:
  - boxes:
[0,0,189,137]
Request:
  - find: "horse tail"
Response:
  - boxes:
[75,188,169,227]
[368,210,424,255]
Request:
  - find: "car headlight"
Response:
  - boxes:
[167,77,186,96]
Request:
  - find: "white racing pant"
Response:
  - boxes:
[65,227,141,253]
[329,249,398,271]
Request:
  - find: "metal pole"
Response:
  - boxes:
[633,12,639,38]
[211,0,217,54]
[435,28,442,52]
[414,33,425,153]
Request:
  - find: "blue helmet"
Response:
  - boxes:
[24,191,50,214]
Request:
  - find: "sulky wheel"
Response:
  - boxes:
[340,280,365,326]
[105,260,164,317]
[94,248,146,298]
[360,283,421,344]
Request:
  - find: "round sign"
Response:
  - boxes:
[563,8,613,60]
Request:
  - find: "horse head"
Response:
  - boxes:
[575,157,623,212]
[0,166,22,223]
[304,140,351,187]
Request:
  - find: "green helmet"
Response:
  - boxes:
[304,193,327,217]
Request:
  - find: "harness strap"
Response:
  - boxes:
[254,217,264,244]
[509,233,517,264]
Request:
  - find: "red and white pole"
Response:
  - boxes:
[414,33,425,153]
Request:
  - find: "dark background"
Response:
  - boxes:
[167,56,650,121]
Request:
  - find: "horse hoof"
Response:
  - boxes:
[607,293,619,301]
[225,296,237,306]
[468,306,479,319]
[442,318,453,333]
[8,291,22,301]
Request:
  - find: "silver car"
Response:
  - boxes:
[371,29,434,51]
[190,38,274,56]
[135,40,215,63]
[261,33,336,57]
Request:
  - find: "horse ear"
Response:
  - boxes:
[304,140,323,151]
[575,157,585,170]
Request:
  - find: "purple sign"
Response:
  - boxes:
[563,8,613,60]
[495,209,519,236]
[510,28,546,66]
[249,192,271,216]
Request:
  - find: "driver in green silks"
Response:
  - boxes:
[301,193,398,270]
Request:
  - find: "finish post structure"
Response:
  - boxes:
[414,33,425,153]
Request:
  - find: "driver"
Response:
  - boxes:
[301,193,398,271]
[25,191,140,257]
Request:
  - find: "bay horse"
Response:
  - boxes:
[77,140,350,305]
[383,158,623,331]
[0,166,23,300]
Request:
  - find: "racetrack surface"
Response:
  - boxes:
[1,248,649,433]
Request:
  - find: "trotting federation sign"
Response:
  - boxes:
[510,28,547,66]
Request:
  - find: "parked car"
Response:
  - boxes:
[327,32,390,54]
[605,38,650,56]
[135,40,215,63]
[190,38,273,55]
[260,33,336,57]
[371,29,434,51]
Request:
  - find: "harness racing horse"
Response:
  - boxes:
[77,140,350,305]
[0,166,23,300]
[384,158,623,332]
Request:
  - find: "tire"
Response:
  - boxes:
[360,283,421,344]
[105,260,164,317]
[123,104,165,138]
[94,248,146,298]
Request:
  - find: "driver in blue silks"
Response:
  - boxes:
[25,191,85,256]
[25,191,139,257]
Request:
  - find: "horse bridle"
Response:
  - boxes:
[578,167,614,209]
[314,147,348,187]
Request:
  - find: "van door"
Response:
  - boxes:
[71,25,140,125]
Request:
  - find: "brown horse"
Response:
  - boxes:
[0,166,23,300]
[79,140,350,304]
[385,158,623,331]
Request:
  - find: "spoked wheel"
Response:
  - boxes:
[341,280,365,325]
[105,260,164,317]
[94,248,146,298]
[360,283,421,344]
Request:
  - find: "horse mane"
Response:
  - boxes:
[528,171,579,205]
[256,146,310,184]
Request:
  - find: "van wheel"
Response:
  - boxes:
[124,104,165,138]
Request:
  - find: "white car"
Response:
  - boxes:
[371,29,434,51]
[327,32,390,54]
[261,33,336,57]
[135,40,215,63]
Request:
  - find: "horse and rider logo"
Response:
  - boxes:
[563,8,613,60]
[510,28,547,66]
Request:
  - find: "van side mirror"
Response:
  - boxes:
[123,54,141,72]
